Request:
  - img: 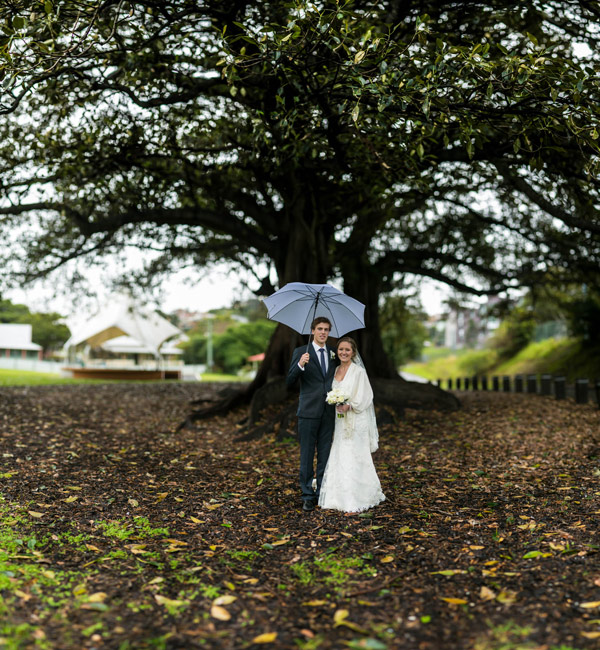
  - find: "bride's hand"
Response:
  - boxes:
[337,404,351,413]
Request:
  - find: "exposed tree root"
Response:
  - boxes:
[177,383,253,431]
[179,375,459,436]
[372,378,461,412]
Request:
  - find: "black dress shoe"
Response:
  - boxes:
[302,500,315,512]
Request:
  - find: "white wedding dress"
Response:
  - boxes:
[318,362,386,513]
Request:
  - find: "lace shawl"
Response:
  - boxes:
[337,362,379,452]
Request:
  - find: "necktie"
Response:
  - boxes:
[318,347,326,375]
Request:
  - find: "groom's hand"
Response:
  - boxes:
[299,352,310,368]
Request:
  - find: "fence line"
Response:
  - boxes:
[0,358,65,374]
[0,358,207,379]
[437,373,600,407]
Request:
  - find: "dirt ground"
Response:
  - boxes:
[1,383,600,649]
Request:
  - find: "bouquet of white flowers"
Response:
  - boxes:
[326,387,350,418]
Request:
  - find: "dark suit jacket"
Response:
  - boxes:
[286,344,338,418]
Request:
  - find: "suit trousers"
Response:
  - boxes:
[298,414,334,503]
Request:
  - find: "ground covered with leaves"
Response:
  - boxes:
[1,383,600,650]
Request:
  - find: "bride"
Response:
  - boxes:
[318,336,386,513]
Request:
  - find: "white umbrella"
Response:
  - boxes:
[263,282,365,339]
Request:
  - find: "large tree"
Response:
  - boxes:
[1,1,599,421]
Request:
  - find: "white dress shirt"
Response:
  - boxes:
[299,341,328,372]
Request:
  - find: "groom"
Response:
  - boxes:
[286,317,338,512]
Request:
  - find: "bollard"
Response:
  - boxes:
[514,375,524,393]
[456,377,462,389]
[472,376,479,391]
[527,374,538,394]
[465,377,471,390]
[437,378,442,387]
[492,376,500,391]
[447,378,453,390]
[575,378,589,404]
[481,376,488,391]
[541,374,552,396]
[554,375,566,400]
[502,375,511,392]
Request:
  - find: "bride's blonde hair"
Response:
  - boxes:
[337,336,358,359]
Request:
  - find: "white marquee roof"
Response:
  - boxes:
[64,295,182,357]
[101,335,186,356]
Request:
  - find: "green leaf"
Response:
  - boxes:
[354,50,366,65]
[526,32,538,46]
[522,550,550,559]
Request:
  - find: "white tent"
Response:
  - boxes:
[64,295,182,359]
[100,334,186,356]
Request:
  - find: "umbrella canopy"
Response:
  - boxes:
[263,282,365,338]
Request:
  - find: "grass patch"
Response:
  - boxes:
[403,348,494,381]
[403,338,600,381]
[0,369,95,386]
[96,517,169,540]
[0,368,251,386]
[290,553,377,592]
[199,372,249,382]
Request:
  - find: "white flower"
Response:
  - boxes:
[330,350,336,360]
[327,387,350,418]
[326,388,349,405]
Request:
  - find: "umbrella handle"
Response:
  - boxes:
[306,289,322,353]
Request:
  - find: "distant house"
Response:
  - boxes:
[430,296,502,350]
[0,324,43,360]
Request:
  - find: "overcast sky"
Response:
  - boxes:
[5,266,449,327]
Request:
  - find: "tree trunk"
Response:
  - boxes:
[183,180,461,430]
[182,187,331,426]
[341,254,460,413]
[340,256,398,378]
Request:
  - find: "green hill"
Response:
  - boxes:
[403,337,600,382]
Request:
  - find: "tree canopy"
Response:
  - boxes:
[0,1,599,389]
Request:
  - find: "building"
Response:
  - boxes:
[93,334,186,368]
[63,295,184,369]
[0,324,43,360]
[439,296,501,349]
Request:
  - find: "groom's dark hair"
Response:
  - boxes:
[311,316,332,331]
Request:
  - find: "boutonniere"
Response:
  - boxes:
[330,350,336,360]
